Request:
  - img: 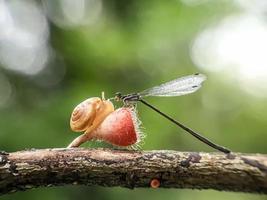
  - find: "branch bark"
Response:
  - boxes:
[0,148,266,195]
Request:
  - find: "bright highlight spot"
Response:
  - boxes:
[43,0,102,28]
[0,0,50,75]
[191,14,267,97]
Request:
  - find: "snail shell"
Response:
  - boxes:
[70,97,114,134]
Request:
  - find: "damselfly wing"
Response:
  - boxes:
[139,73,206,98]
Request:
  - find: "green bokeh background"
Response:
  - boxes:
[0,0,266,199]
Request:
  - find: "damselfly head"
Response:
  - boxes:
[114,92,122,101]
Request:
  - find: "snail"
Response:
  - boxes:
[67,93,143,148]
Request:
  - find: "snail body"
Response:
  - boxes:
[68,95,142,148]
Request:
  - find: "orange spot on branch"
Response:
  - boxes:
[150,179,160,188]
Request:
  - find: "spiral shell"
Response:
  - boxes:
[70,97,114,134]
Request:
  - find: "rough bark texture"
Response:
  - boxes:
[0,148,266,195]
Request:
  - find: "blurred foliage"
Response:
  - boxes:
[0,0,266,199]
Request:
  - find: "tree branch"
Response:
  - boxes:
[0,148,266,195]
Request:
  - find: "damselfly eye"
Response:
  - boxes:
[115,92,122,101]
[115,92,121,97]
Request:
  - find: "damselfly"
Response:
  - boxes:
[114,73,231,154]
